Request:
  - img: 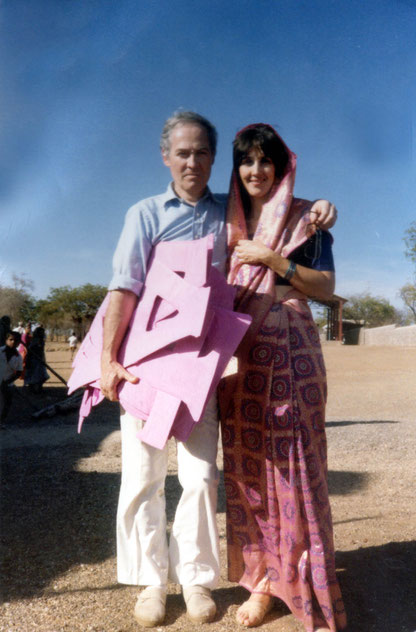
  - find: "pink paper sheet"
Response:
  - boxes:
[68,235,251,448]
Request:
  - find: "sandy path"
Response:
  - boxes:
[1,343,415,631]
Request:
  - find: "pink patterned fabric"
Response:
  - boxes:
[68,235,251,449]
[219,125,346,630]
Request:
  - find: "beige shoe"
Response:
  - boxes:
[183,585,217,623]
[134,586,167,628]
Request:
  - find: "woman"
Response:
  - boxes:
[24,326,49,393]
[220,124,346,631]
[18,323,32,380]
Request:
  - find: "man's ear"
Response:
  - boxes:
[162,150,170,167]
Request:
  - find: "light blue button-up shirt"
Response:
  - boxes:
[108,184,228,296]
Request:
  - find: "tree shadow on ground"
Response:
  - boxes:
[326,420,399,428]
[3,429,415,632]
[2,393,413,632]
[1,393,121,602]
[328,469,371,495]
[5,385,81,422]
[2,391,219,602]
[336,540,416,632]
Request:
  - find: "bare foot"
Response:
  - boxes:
[236,593,273,627]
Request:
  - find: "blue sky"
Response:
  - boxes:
[1,0,415,309]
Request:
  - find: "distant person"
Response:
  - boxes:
[13,321,25,335]
[68,332,78,361]
[18,323,32,379]
[24,327,49,393]
[20,323,32,348]
[0,316,11,346]
[99,110,338,628]
[220,124,346,630]
[0,331,23,426]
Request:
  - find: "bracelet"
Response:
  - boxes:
[284,260,296,281]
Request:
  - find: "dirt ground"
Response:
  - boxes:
[1,343,415,632]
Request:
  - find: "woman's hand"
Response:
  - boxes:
[234,238,335,300]
[309,200,338,232]
[234,239,274,266]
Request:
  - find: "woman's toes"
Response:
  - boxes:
[235,595,273,627]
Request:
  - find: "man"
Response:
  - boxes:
[13,321,25,335]
[68,331,78,361]
[100,111,337,627]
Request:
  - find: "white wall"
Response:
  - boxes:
[359,324,416,346]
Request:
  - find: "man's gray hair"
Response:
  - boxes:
[160,110,217,157]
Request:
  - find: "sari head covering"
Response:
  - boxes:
[226,123,315,341]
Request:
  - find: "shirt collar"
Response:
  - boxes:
[162,182,217,209]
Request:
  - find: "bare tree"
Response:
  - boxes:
[0,274,35,326]
[399,283,416,323]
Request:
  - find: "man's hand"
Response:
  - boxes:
[309,199,338,231]
[100,358,138,402]
[100,289,139,402]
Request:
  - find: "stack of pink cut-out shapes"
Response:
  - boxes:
[67,235,251,449]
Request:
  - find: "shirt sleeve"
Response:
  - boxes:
[108,203,154,296]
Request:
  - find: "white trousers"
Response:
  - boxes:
[116,395,220,588]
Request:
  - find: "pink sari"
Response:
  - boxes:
[219,125,346,631]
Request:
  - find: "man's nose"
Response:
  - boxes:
[187,152,197,167]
